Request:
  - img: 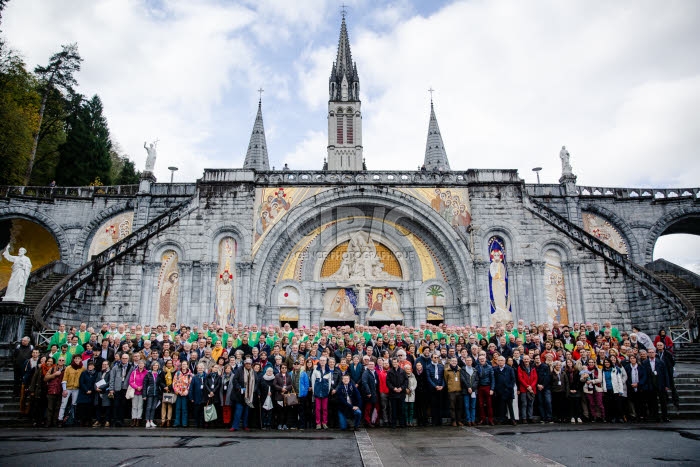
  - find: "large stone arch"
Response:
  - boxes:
[73,200,135,262]
[250,186,475,321]
[0,206,72,261]
[644,205,700,264]
[580,203,640,262]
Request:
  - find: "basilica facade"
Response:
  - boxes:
[20,18,693,334]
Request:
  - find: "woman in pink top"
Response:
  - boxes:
[129,360,147,426]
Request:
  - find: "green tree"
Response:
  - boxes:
[26,43,82,184]
[55,94,113,186]
[115,158,140,184]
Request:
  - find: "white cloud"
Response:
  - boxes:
[654,234,700,275]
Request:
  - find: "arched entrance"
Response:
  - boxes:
[0,218,60,291]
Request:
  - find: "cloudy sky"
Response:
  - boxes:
[3,0,699,270]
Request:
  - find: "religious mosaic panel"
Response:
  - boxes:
[278,286,300,321]
[397,187,471,228]
[544,250,569,325]
[252,186,331,256]
[214,237,236,325]
[488,236,512,324]
[157,250,179,324]
[367,287,403,321]
[426,284,446,321]
[87,211,134,258]
[322,288,359,321]
[582,212,629,254]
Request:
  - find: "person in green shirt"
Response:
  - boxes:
[75,323,90,346]
[49,324,68,348]
[53,345,69,364]
[603,320,621,342]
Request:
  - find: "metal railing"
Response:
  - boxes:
[33,196,198,329]
[526,199,695,326]
[0,184,139,200]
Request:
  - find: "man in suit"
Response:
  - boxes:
[94,339,115,369]
[623,354,648,421]
[337,374,363,430]
[493,356,516,425]
[643,348,670,422]
[361,361,380,427]
[426,352,445,426]
[656,341,679,409]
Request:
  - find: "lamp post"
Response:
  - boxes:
[532,167,542,184]
[168,166,178,184]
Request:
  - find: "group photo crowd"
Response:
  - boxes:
[12,318,679,431]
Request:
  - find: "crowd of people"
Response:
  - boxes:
[12,319,679,431]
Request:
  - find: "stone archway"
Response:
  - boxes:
[645,207,700,265]
[250,186,475,325]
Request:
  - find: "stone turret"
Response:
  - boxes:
[243,100,270,171]
[423,100,450,171]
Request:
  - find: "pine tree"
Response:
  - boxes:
[55,94,113,186]
[116,158,140,184]
[26,43,82,184]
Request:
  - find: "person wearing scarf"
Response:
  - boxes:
[159,360,175,427]
[57,354,84,427]
[230,358,257,431]
[259,367,276,430]
[173,366,192,427]
[44,357,65,427]
[76,360,98,426]
[219,364,235,426]
[81,343,95,368]
[28,356,48,427]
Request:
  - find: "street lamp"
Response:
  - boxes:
[532,167,542,184]
[168,166,178,184]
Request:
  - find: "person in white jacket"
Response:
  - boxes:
[601,357,627,423]
[404,366,417,426]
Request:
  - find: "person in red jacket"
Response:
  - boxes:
[653,329,674,354]
[517,355,538,423]
[376,359,391,426]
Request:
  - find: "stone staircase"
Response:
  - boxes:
[676,343,700,363]
[671,367,700,419]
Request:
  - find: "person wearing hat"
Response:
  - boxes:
[290,358,309,429]
[230,358,256,431]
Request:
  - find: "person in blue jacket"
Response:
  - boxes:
[290,359,309,429]
[189,363,207,428]
[336,373,362,430]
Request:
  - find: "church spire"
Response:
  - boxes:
[423,99,450,171]
[329,15,359,102]
[243,98,270,171]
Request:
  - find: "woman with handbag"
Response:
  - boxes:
[159,359,176,427]
[129,360,147,427]
[259,367,275,430]
[143,361,162,428]
[172,366,192,427]
[204,365,221,427]
[273,363,294,430]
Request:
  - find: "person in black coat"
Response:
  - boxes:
[386,358,408,428]
[656,341,679,409]
[623,354,648,421]
[204,368,221,427]
[414,361,429,426]
[231,359,257,431]
[189,364,208,428]
[360,361,380,427]
[336,374,362,430]
[642,349,670,422]
[493,356,516,425]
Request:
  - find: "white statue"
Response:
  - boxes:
[328,231,400,282]
[2,246,32,302]
[560,145,573,176]
[144,140,158,172]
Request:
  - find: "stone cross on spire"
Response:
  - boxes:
[243,96,270,171]
[423,98,451,172]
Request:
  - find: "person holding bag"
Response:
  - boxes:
[159,359,176,427]
[204,365,221,427]
[259,367,276,430]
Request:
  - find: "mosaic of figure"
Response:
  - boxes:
[426,284,446,321]
[488,236,511,324]
[157,250,179,323]
[88,212,134,258]
[322,288,358,320]
[367,288,402,321]
[215,237,236,325]
[544,250,569,324]
[582,213,629,254]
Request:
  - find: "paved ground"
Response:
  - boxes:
[0,421,698,466]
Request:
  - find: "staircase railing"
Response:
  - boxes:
[525,198,695,326]
[33,196,198,329]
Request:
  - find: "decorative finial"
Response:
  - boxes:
[428,87,435,103]
[341,3,348,19]
[257,87,264,103]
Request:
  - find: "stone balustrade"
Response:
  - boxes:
[526,184,700,200]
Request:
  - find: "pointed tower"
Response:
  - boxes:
[423,100,451,171]
[326,15,363,171]
[243,99,270,171]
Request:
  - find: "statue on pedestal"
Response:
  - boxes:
[559,145,573,176]
[144,140,159,172]
[2,245,32,302]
